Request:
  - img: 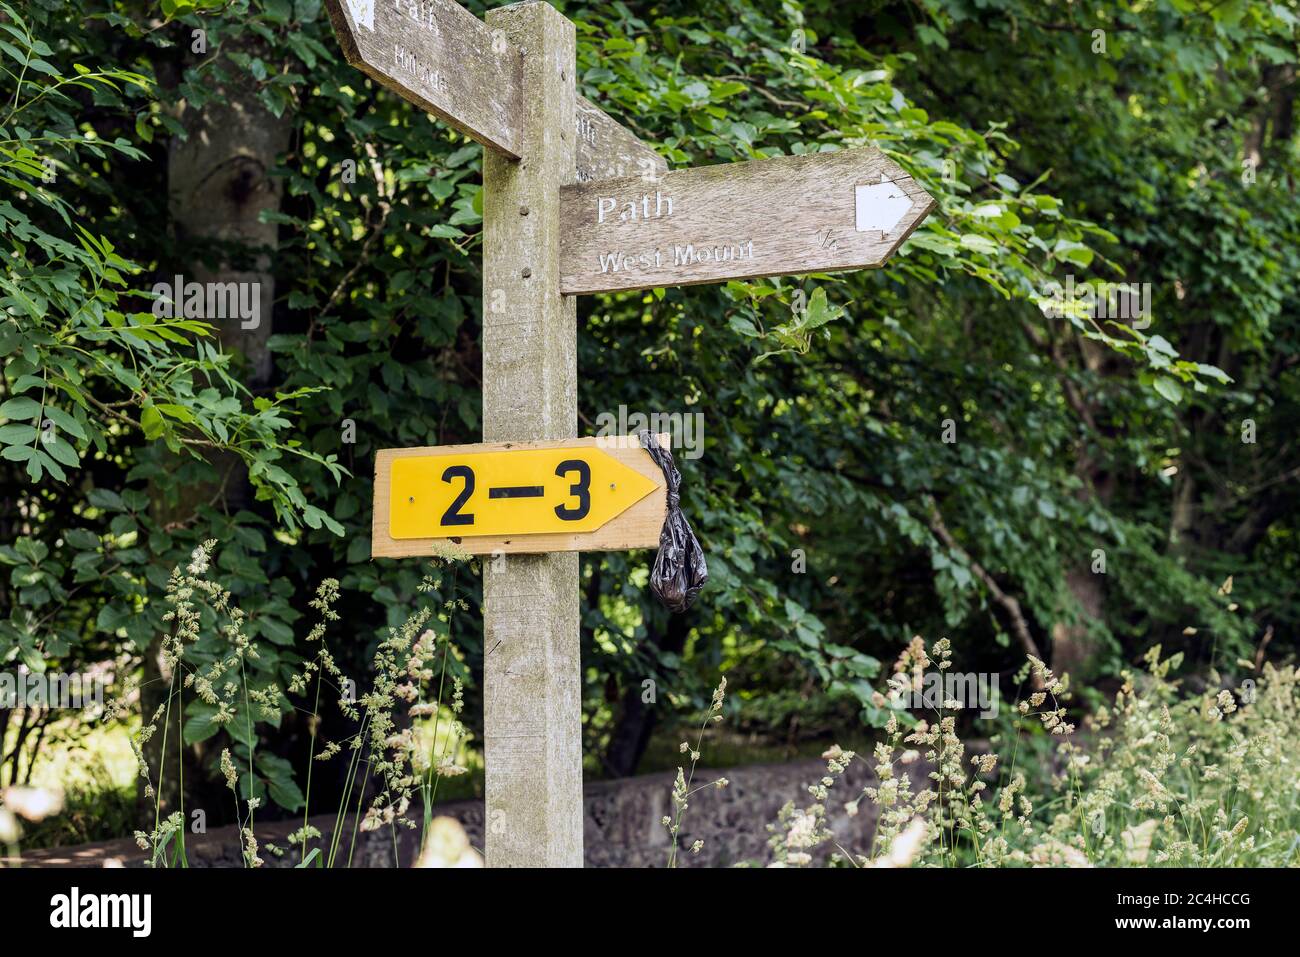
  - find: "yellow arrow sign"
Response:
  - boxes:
[386,443,659,541]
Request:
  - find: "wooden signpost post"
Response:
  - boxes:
[326,0,935,868]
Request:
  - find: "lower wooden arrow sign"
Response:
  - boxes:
[372,435,668,557]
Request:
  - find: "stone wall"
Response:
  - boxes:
[12,752,926,868]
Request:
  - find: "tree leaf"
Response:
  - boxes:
[1153,376,1183,404]
[0,396,41,420]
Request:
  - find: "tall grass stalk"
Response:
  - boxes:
[113,542,475,868]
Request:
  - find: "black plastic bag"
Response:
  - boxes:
[638,430,707,612]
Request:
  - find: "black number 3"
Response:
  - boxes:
[554,460,591,521]
[440,465,475,526]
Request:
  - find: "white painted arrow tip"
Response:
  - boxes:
[345,0,375,30]
[855,181,913,234]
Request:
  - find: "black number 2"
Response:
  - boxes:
[440,465,475,526]
[553,460,591,521]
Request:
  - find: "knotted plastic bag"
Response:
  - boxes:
[638,430,707,612]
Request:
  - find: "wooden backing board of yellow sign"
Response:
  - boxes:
[371,434,670,557]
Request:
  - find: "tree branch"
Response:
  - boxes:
[926,499,1046,689]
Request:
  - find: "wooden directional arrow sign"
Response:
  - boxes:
[558,147,936,294]
[372,436,668,557]
[325,0,665,178]
[574,96,667,183]
[326,0,522,156]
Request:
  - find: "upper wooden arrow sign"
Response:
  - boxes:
[326,0,522,156]
[558,147,935,294]
[373,435,669,557]
[324,0,665,178]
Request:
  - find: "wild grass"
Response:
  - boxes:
[6,544,1294,870]
[100,539,476,868]
[753,636,1298,867]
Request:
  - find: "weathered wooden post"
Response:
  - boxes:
[479,1,582,869]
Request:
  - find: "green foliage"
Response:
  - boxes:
[0,1,343,520]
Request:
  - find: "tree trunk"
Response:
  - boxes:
[602,613,691,777]
[1043,334,1118,680]
[139,39,292,827]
